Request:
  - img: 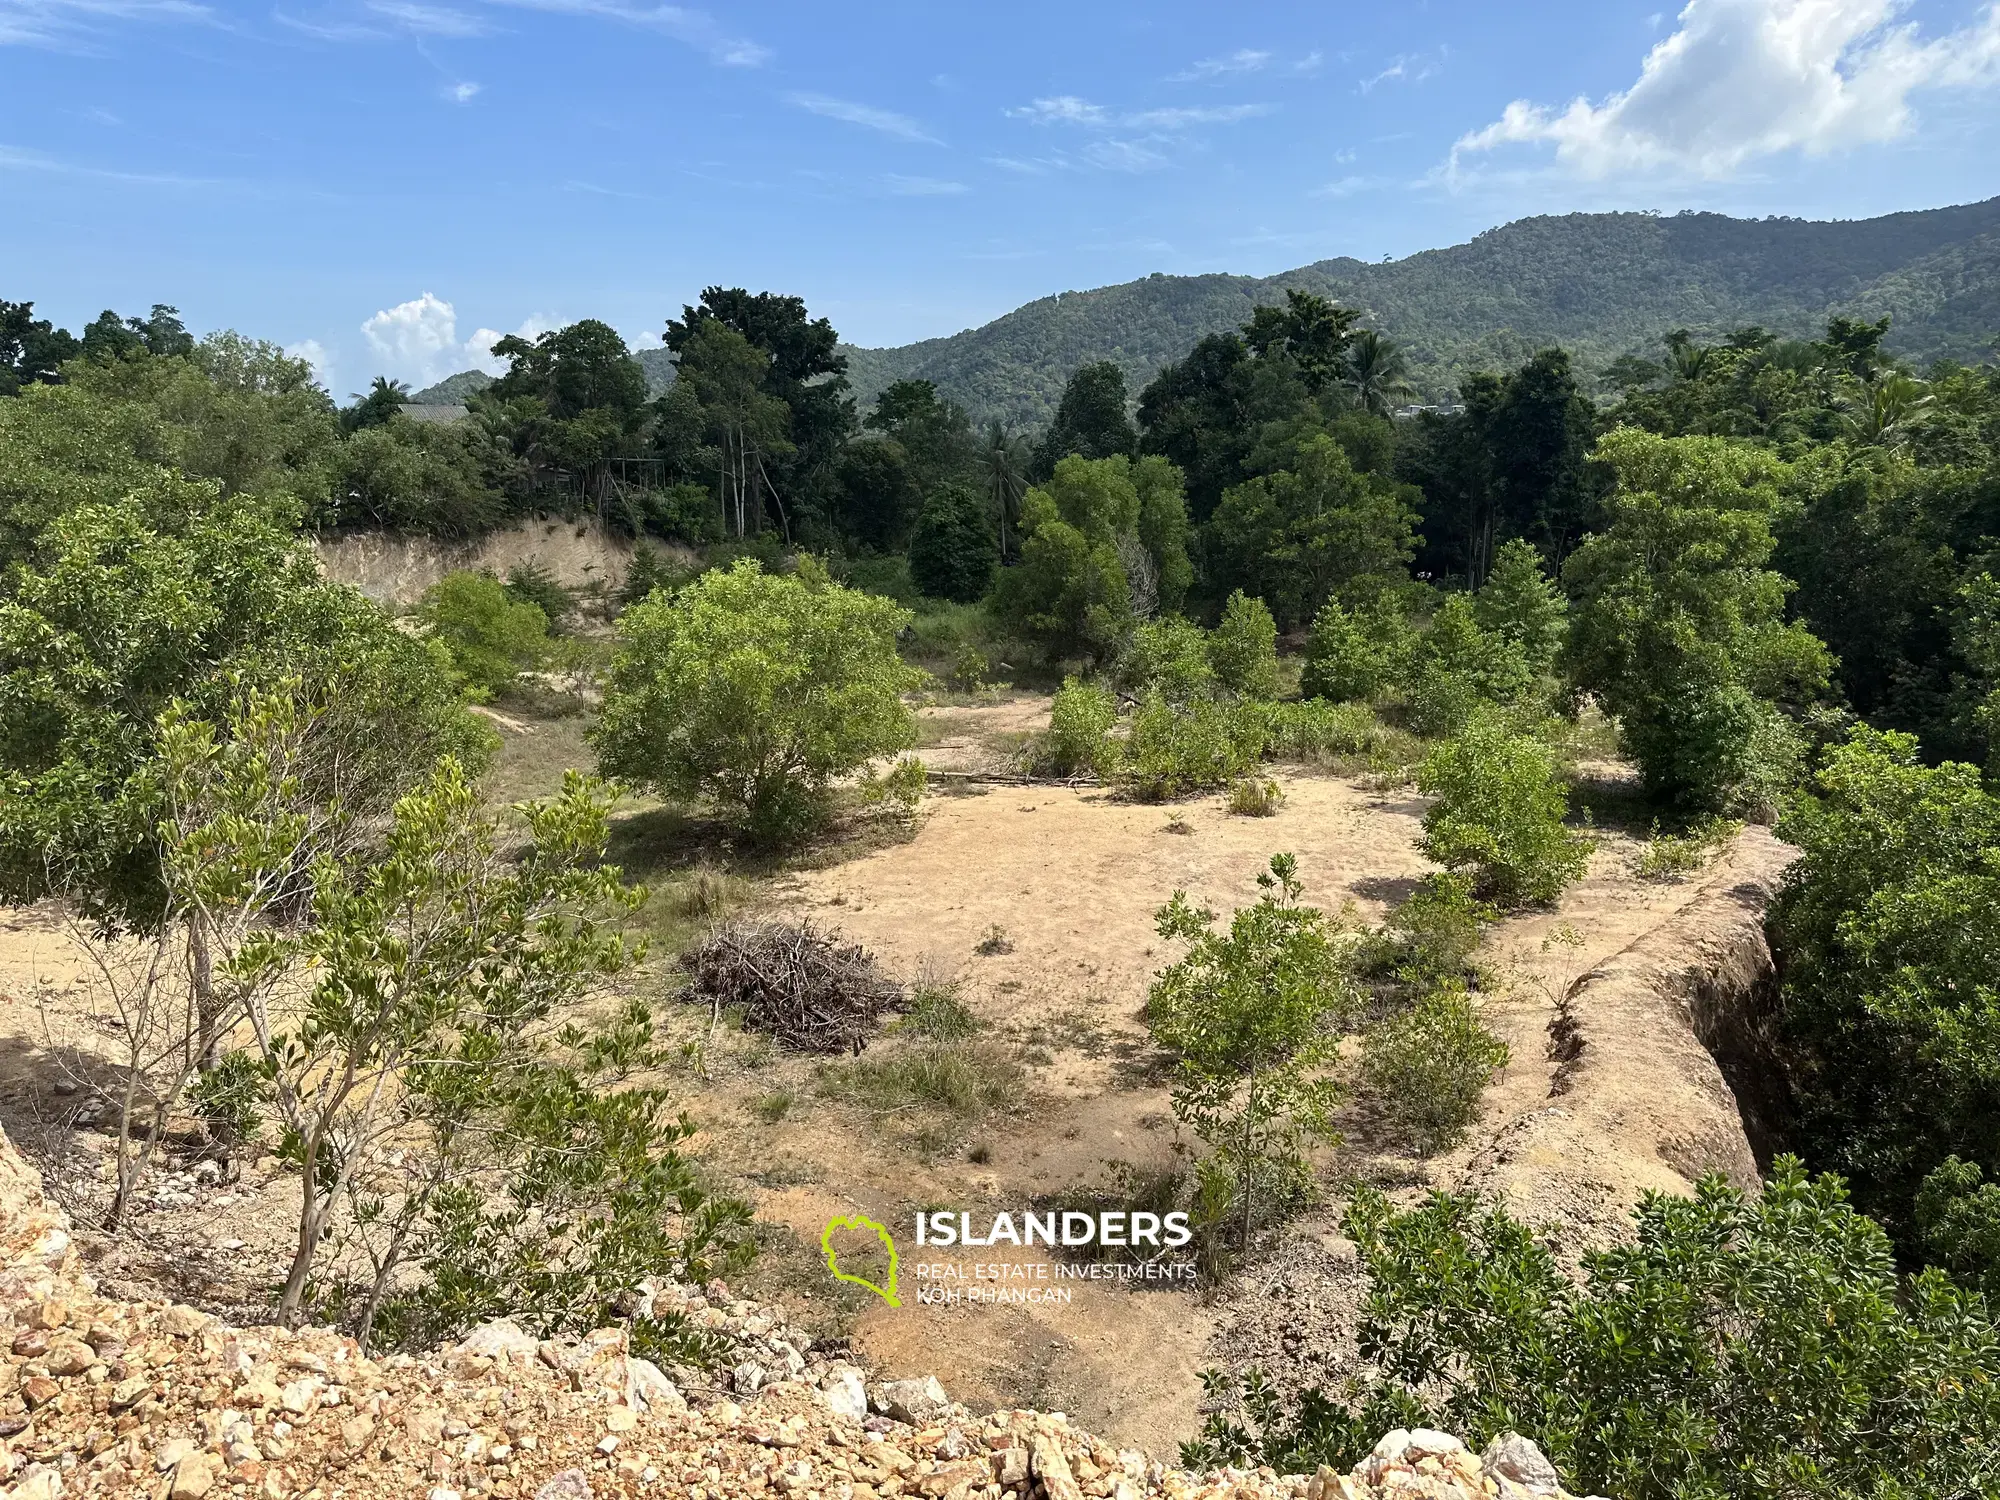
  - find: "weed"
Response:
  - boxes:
[1635,816,1741,881]
[1228,777,1286,817]
[968,1141,993,1164]
[753,1090,794,1124]
[976,924,1015,956]
[1361,983,1510,1156]
[1163,814,1195,836]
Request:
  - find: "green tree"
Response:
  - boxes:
[0,301,80,396]
[1031,360,1137,479]
[592,559,919,842]
[1208,433,1420,629]
[1187,1162,2000,1500]
[1405,594,1534,735]
[418,571,551,699]
[340,376,411,434]
[990,456,1156,663]
[1770,726,2000,1245]
[1343,329,1413,416]
[1564,430,1832,814]
[1133,454,1196,614]
[1474,538,1569,677]
[1417,709,1589,906]
[1147,855,1352,1248]
[333,418,506,537]
[1209,590,1280,699]
[983,420,1032,562]
[1302,595,1413,703]
[908,482,998,602]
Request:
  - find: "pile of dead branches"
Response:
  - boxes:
[678,920,902,1054]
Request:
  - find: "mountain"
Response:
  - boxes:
[842,198,2000,429]
[409,348,677,407]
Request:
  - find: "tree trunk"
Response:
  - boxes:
[191,920,223,1073]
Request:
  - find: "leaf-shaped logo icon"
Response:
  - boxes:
[821,1214,901,1307]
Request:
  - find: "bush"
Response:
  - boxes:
[1228,776,1285,817]
[1121,691,1266,802]
[1183,1161,2000,1500]
[1302,596,1411,702]
[1770,726,2000,1246]
[1360,983,1509,1154]
[1634,815,1741,881]
[619,542,693,607]
[1473,538,1568,677]
[1264,700,1406,767]
[1371,872,1493,987]
[631,482,722,546]
[1121,616,1215,702]
[418,569,551,699]
[1417,711,1590,907]
[1031,677,1121,778]
[1404,595,1533,736]
[908,483,998,603]
[592,558,919,844]
[503,560,574,630]
[1148,855,1354,1248]
[1209,591,1280,700]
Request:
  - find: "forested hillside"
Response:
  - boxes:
[844,199,2000,427]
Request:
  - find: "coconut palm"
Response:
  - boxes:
[983,420,1031,562]
[1841,373,1933,451]
[1343,329,1413,416]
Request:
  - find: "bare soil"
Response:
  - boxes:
[0,693,1788,1460]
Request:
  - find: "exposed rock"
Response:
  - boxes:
[457,1317,540,1360]
[1483,1431,1564,1493]
[872,1373,949,1425]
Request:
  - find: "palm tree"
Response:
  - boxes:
[1662,329,1710,383]
[1840,373,1933,451]
[983,420,1031,562]
[1343,329,1413,416]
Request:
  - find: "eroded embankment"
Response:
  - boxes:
[313,521,678,609]
[1458,828,1797,1249]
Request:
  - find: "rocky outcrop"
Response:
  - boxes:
[0,1120,1601,1500]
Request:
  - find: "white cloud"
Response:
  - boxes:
[1454,0,2000,180]
[1,0,209,46]
[784,92,940,144]
[1081,138,1169,172]
[479,0,766,65]
[1169,48,1270,81]
[464,315,555,374]
[446,79,479,102]
[368,0,487,35]
[882,173,967,195]
[1007,95,1110,126]
[361,293,464,383]
[1009,97,1268,130]
[286,338,333,391]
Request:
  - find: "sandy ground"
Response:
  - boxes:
[0,694,1784,1459]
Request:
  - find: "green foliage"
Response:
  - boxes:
[1770,726,2000,1245]
[1122,616,1215,703]
[1474,538,1568,676]
[1184,1161,2000,1500]
[1564,430,1831,814]
[418,570,551,699]
[592,558,919,843]
[1302,596,1413,703]
[1120,692,1267,802]
[1404,595,1534,737]
[1031,677,1121,778]
[1361,983,1510,1155]
[619,542,693,608]
[990,458,1138,664]
[502,560,575,630]
[1208,433,1420,630]
[907,482,998,603]
[1262,699,1393,764]
[1228,776,1285,817]
[333,417,507,537]
[1634,815,1741,881]
[1133,455,1196,613]
[1417,710,1589,907]
[1031,360,1136,478]
[1378,873,1494,988]
[1915,1157,2000,1297]
[1209,591,1280,699]
[1148,855,1353,1247]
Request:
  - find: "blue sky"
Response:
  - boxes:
[4,0,1999,395]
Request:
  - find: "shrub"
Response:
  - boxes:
[1264,700,1401,766]
[503,560,575,629]
[1228,776,1285,817]
[418,569,551,699]
[1473,538,1568,677]
[1182,1161,2000,1500]
[1031,677,1121,778]
[1634,815,1740,881]
[1373,872,1493,987]
[1209,591,1280,700]
[1302,596,1411,702]
[619,542,693,607]
[859,755,927,819]
[1769,726,2000,1245]
[1147,855,1355,1248]
[1121,691,1266,802]
[1121,616,1215,702]
[908,483,998,603]
[1360,983,1509,1154]
[1417,711,1590,907]
[1404,595,1533,736]
[592,558,919,844]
